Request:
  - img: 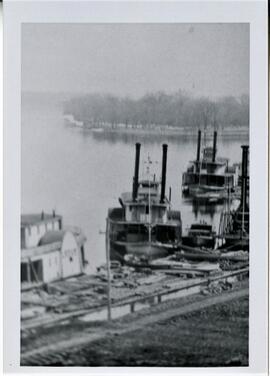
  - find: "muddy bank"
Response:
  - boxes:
[22,290,248,367]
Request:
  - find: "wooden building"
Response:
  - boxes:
[21,212,87,288]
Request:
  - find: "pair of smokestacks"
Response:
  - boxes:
[132,143,168,204]
[196,130,217,163]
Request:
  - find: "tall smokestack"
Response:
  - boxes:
[132,143,141,201]
[196,130,201,162]
[240,145,249,211]
[160,144,168,203]
[212,131,217,162]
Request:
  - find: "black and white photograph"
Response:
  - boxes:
[3,0,268,373]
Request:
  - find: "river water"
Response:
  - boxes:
[22,94,249,273]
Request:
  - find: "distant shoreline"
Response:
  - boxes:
[63,114,249,138]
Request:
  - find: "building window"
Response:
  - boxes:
[69,256,73,262]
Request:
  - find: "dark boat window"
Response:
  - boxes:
[128,225,140,234]
[191,224,212,231]
[156,226,178,242]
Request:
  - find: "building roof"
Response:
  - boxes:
[38,230,66,246]
[21,213,62,227]
[38,228,86,247]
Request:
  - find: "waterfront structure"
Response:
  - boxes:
[108,143,182,263]
[21,212,86,288]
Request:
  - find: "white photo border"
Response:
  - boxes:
[3,0,268,374]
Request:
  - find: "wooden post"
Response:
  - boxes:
[105,217,112,321]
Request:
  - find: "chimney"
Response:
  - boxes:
[160,144,168,203]
[212,131,217,162]
[41,210,44,220]
[53,209,56,218]
[132,143,141,202]
[196,130,201,162]
[240,145,249,212]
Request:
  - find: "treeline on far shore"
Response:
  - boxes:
[63,91,249,129]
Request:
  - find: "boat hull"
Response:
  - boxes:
[182,235,215,249]
[109,240,179,263]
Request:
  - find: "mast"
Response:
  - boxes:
[105,217,112,321]
[196,130,201,173]
[148,165,151,244]
[240,145,249,236]
[212,131,217,162]
[241,178,245,238]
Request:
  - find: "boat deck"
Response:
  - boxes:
[21,252,249,331]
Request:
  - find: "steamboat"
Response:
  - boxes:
[107,143,182,263]
[182,130,239,202]
[218,145,249,250]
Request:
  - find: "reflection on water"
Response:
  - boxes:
[90,130,198,146]
[22,95,249,273]
[90,127,249,146]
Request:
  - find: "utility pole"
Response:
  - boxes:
[105,217,112,321]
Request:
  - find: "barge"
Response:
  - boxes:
[108,143,182,263]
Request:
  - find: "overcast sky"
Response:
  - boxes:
[22,23,249,98]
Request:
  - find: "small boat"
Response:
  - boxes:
[182,221,216,249]
[182,130,239,201]
[107,143,182,263]
[63,114,84,127]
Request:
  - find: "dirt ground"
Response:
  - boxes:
[26,294,248,367]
